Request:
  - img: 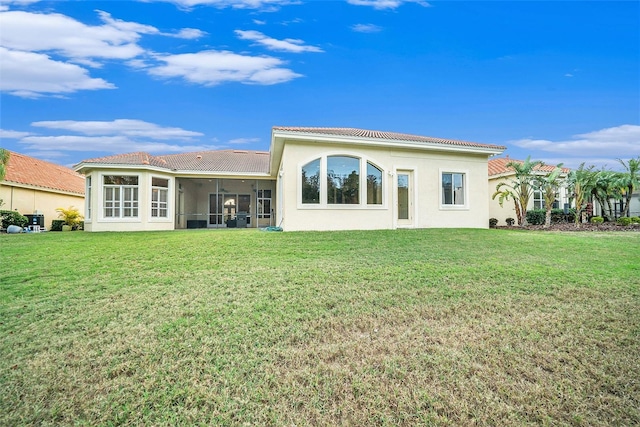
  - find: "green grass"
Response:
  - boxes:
[1,228,639,426]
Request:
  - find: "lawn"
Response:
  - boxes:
[1,228,639,426]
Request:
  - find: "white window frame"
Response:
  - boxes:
[100,174,141,221]
[85,175,92,222]
[439,169,469,210]
[150,176,170,221]
[298,153,387,210]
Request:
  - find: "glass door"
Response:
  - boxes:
[397,171,413,227]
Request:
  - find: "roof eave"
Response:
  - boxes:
[271,129,506,156]
[74,162,171,174]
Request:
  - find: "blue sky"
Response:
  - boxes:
[0,0,638,170]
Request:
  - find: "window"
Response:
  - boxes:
[367,162,382,205]
[258,189,271,218]
[327,156,359,204]
[442,172,465,206]
[151,177,169,218]
[103,175,139,218]
[534,189,559,210]
[86,176,92,220]
[301,159,320,204]
[300,156,384,207]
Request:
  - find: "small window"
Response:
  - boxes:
[151,177,169,218]
[302,159,320,204]
[86,176,92,220]
[442,172,465,206]
[327,155,359,204]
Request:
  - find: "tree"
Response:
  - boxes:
[0,148,9,182]
[492,156,543,226]
[0,148,9,208]
[616,157,640,217]
[590,170,621,222]
[535,164,564,228]
[567,163,598,227]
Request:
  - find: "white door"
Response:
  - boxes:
[396,170,414,227]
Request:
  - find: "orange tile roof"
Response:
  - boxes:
[273,126,507,151]
[488,156,571,177]
[2,150,85,195]
[78,149,271,174]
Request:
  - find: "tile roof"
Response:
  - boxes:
[488,156,571,177]
[272,126,507,151]
[2,150,85,195]
[78,150,271,174]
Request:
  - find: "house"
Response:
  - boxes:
[0,150,85,229]
[488,156,571,226]
[74,127,506,232]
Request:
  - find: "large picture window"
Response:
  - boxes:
[442,172,465,206]
[327,156,359,204]
[103,175,139,218]
[301,159,320,204]
[151,177,169,218]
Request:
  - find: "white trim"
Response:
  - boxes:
[296,151,389,210]
[148,175,172,223]
[97,172,142,222]
[439,168,470,211]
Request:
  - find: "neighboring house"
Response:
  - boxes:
[0,150,85,229]
[74,126,505,232]
[488,157,571,226]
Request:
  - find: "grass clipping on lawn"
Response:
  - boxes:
[1,229,639,426]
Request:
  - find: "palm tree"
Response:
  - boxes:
[567,163,598,227]
[616,157,640,217]
[590,170,620,222]
[535,165,564,228]
[492,156,543,226]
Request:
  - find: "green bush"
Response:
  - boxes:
[0,210,28,229]
[617,217,632,226]
[506,217,515,226]
[590,216,604,224]
[489,218,498,228]
[50,219,65,231]
[550,208,575,223]
[630,217,640,224]
[525,209,546,225]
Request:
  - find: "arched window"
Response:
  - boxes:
[301,158,320,204]
[366,162,382,205]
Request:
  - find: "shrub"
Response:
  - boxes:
[550,208,576,224]
[617,217,632,226]
[525,209,546,225]
[506,217,515,226]
[50,219,65,232]
[56,206,83,229]
[590,216,604,224]
[489,218,498,228]
[630,217,640,224]
[0,210,28,229]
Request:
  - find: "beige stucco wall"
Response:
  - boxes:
[84,170,175,232]
[278,140,492,232]
[0,183,84,229]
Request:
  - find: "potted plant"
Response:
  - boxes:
[56,206,83,231]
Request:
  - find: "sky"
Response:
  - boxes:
[0,0,638,171]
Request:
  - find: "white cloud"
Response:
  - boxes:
[173,28,207,39]
[564,73,573,77]
[228,137,260,144]
[148,50,302,85]
[20,135,221,154]
[510,125,640,161]
[347,0,430,10]
[148,0,297,10]
[0,47,116,98]
[31,119,204,140]
[0,129,32,139]
[253,19,267,25]
[351,24,383,33]
[235,30,322,53]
